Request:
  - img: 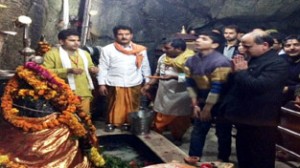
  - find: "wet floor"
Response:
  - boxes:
[94,120,299,168]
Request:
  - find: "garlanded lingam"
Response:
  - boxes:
[0,62,105,167]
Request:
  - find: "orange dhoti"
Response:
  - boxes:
[107,85,141,126]
[0,115,91,168]
[154,113,191,140]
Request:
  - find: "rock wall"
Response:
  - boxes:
[1,0,300,69]
[0,0,31,69]
[0,0,79,69]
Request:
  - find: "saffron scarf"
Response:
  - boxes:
[114,42,147,69]
[164,48,195,72]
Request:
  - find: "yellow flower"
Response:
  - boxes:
[90,147,105,167]
[0,155,9,163]
[18,89,27,96]
[28,90,35,97]
[10,108,19,114]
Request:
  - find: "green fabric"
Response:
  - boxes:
[43,47,94,98]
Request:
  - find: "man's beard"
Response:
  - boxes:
[117,39,130,45]
[227,38,237,42]
[63,46,78,51]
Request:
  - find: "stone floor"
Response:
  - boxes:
[163,125,300,168]
[94,120,300,168]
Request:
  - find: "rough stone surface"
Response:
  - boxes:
[1,0,300,69]
[0,0,31,69]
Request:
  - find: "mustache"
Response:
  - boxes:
[289,50,297,52]
[121,38,128,40]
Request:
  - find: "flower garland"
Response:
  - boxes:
[0,62,105,167]
[90,147,106,167]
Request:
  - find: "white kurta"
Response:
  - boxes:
[97,43,151,87]
[153,54,192,116]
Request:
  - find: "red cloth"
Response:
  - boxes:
[0,115,91,168]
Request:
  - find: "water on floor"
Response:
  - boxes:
[98,134,163,166]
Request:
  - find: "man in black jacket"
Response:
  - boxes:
[281,35,300,105]
[220,30,289,168]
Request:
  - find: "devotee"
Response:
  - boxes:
[237,28,246,41]
[232,42,250,61]
[220,30,289,168]
[222,25,240,60]
[141,38,194,145]
[281,35,300,105]
[211,26,223,35]
[293,85,300,109]
[43,29,98,115]
[97,25,151,127]
[184,31,232,162]
[269,31,285,55]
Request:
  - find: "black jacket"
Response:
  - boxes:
[220,49,289,126]
[280,54,300,104]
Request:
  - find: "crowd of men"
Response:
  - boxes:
[42,25,300,168]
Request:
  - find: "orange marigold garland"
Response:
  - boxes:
[0,62,104,167]
[36,36,51,56]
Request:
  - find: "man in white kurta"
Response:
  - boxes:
[97,25,151,126]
